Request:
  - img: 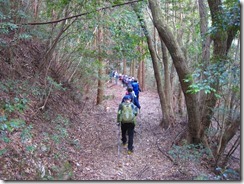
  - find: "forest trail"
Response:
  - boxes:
[70,81,206,180]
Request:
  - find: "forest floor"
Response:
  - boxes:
[66,80,215,180]
[0,38,240,181]
[0,79,240,181]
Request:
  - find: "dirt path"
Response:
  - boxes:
[0,80,215,180]
[69,82,208,180]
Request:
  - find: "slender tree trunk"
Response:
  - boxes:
[137,60,142,85]
[39,6,72,73]
[215,115,240,165]
[123,59,127,75]
[130,60,135,77]
[161,40,175,124]
[132,3,170,129]
[96,0,104,105]
[141,56,145,91]
[198,0,212,126]
[200,0,228,139]
[177,85,185,116]
[148,0,201,142]
[33,0,39,21]
[141,39,146,91]
[137,42,143,90]
[96,22,104,105]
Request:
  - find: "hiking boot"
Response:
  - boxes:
[128,150,133,155]
[122,143,127,148]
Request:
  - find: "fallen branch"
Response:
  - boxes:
[30,81,56,117]
[156,138,174,163]
[136,165,149,179]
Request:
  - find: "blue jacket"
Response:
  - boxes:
[132,82,141,95]
[121,93,141,109]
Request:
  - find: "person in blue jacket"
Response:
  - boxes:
[131,79,142,101]
[121,87,141,110]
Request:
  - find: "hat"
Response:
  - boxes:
[123,95,131,100]
[127,87,133,92]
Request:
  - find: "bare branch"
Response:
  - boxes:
[19,0,144,26]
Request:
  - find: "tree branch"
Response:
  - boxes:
[19,0,143,26]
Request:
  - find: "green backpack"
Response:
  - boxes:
[120,103,136,123]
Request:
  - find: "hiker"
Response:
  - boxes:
[122,87,141,110]
[127,77,133,89]
[114,71,119,85]
[109,70,113,83]
[117,95,138,154]
[131,79,142,101]
[124,76,129,88]
[122,75,127,87]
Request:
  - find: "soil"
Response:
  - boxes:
[0,77,240,181]
[0,35,240,181]
[62,81,215,180]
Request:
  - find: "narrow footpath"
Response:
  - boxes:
[70,82,208,180]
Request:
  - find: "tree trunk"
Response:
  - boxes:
[130,60,135,77]
[198,0,212,124]
[33,0,39,21]
[200,0,228,139]
[161,40,175,124]
[141,56,145,91]
[215,115,240,166]
[137,42,143,90]
[96,23,104,105]
[123,59,127,75]
[177,85,185,116]
[148,0,201,142]
[200,0,240,165]
[39,6,72,73]
[132,3,170,129]
[137,59,142,86]
[140,34,146,91]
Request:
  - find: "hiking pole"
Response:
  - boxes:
[117,122,123,168]
[117,123,121,159]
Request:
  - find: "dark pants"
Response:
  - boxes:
[121,123,135,151]
[135,92,139,101]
